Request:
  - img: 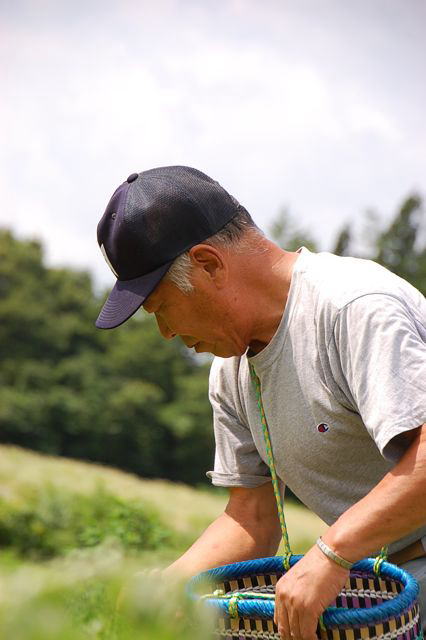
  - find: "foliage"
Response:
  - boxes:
[0,548,212,640]
[269,209,317,251]
[268,207,318,252]
[331,224,352,256]
[0,484,172,559]
[0,444,326,554]
[269,195,426,296]
[0,447,326,638]
[329,195,426,294]
[374,194,426,294]
[0,229,213,483]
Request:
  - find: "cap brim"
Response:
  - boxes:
[96,261,173,329]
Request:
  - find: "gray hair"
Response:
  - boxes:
[165,207,263,293]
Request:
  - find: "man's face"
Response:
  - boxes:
[142,276,248,358]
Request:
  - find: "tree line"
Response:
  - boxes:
[0,194,424,484]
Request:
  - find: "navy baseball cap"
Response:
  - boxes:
[96,166,243,329]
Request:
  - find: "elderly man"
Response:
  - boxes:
[96,166,426,639]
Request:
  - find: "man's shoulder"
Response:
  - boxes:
[210,355,244,385]
[300,250,421,313]
[209,355,250,404]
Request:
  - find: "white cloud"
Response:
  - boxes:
[347,106,403,143]
[0,0,425,286]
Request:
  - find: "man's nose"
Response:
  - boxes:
[155,314,176,340]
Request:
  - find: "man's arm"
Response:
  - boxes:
[274,424,426,640]
[165,482,282,578]
[324,424,426,558]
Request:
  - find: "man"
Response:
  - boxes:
[96,166,426,639]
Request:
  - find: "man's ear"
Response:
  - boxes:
[188,244,228,286]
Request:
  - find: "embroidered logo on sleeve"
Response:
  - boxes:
[317,423,330,433]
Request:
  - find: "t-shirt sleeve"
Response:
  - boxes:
[331,293,426,462]
[206,358,271,488]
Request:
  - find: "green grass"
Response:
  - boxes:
[0,445,327,638]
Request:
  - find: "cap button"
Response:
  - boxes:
[127,173,138,183]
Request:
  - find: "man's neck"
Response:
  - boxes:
[245,247,300,355]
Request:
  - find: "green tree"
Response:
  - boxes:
[0,229,214,484]
[374,195,426,294]
[331,224,352,257]
[268,208,318,252]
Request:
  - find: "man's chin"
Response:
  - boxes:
[194,342,217,355]
[198,344,246,358]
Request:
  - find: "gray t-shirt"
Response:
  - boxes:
[207,248,426,554]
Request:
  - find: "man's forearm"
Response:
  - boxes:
[324,424,426,561]
[165,509,281,578]
[273,425,426,640]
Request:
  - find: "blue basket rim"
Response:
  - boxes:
[187,555,420,628]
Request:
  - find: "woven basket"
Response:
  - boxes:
[188,555,422,640]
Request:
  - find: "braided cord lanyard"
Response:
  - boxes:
[249,363,292,572]
[249,362,388,579]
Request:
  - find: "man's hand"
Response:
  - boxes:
[274,544,349,640]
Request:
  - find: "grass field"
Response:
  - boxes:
[0,445,327,638]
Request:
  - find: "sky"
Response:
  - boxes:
[1,0,425,288]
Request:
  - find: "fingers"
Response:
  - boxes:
[274,575,321,640]
[272,544,349,639]
[298,609,319,640]
[275,596,318,640]
[288,609,302,640]
[274,592,290,639]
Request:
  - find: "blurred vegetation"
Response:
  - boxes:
[0,230,213,484]
[0,486,172,559]
[0,446,326,639]
[272,194,426,298]
[0,546,211,640]
[0,445,327,559]
[0,193,424,489]
[329,193,426,295]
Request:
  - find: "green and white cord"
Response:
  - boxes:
[249,363,292,572]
